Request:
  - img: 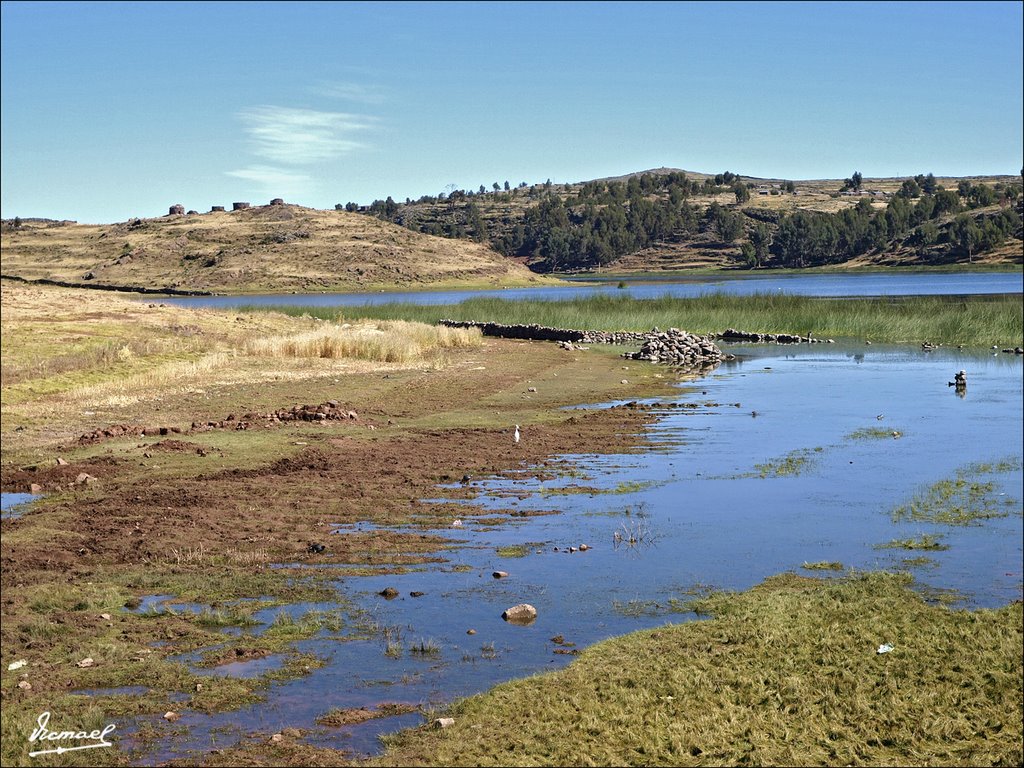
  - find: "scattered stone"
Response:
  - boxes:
[76,657,95,668]
[55,457,68,465]
[7,660,27,671]
[379,587,399,599]
[163,711,180,722]
[195,683,203,692]
[502,603,537,624]
[719,328,832,345]
[621,379,629,384]
[29,483,42,494]
[410,591,425,598]
[18,680,32,690]
[306,542,326,554]
[527,387,537,393]
[75,472,96,485]
[100,613,112,621]
[578,543,589,551]
[492,571,509,579]
[270,733,284,743]
[466,629,476,635]
[434,718,455,729]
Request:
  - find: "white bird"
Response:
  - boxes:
[514,425,520,444]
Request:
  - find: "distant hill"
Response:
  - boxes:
[356,170,1022,273]
[0,204,553,294]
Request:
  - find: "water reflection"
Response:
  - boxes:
[163,271,1023,309]
[131,342,1022,764]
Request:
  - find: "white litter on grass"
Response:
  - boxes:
[877,643,894,654]
[7,660,27,671]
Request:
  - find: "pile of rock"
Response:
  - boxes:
[622,328,727,366]
[439,320,583,342]
[259,401,358,423]
[718,328,833,344]
[438,320,727,367]
[79,424,184,444]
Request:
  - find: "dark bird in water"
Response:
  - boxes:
[307,542,326,554]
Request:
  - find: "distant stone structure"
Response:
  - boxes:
[168,204,185,215]
[211,206,225,212]
[232,202,251,211]
[269,198,285,206]
[186,210,198,215]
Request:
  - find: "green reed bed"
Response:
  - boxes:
[243,293,1023,348]
[375,572,1023,767]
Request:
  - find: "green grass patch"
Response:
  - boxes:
[891,459,1022,526]
[846,426,902,440]
[375,572,1023,767]
[875,534,950,551]
[800,561,844,570]
[754,447,821,478]
[494,543,545,558]
[245,293,1024,348]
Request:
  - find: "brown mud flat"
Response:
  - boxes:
[1,407,655,581]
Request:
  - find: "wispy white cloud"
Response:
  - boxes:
[225,165,313,197]
[308,80,387,105]
[237,106,376,165]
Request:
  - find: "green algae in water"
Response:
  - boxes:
[890,457,1023,526]
[801,561,844,571]
[875,534,950,551]
[754,447,822,478]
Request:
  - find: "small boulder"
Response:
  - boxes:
[492,571,509,579]
[434,718,455,729]
[17,680,32,690]
[76,657,95,668]
[379,587,399,599]
[163,711,180,722]
[502,603,537,624]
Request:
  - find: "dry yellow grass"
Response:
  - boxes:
[0,203,556,294]
[0,281,481,453]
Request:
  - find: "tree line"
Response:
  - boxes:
[353,170,1021,271]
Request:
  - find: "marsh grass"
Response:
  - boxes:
[243,320,481,364]
[409,638,441,657]
[846,426,902,440]
[494,542,545,558]
[801,561,844,570]
[253,293,1024,347]
[875,534,950,551]
[375,572,1023,767]
[891,460,1022,526]
[754,447,821,478]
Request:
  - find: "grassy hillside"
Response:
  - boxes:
[358,169,1023,273]
[0,203,556,294]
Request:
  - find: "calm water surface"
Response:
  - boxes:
[120,342,1022,763]
[164,271,1023,309]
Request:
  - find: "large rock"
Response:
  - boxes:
[502,603,537,624]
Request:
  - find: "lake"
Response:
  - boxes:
[164,270,1023,309]
[107,339,1022,763]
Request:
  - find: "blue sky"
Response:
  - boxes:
[2,1,1021,223]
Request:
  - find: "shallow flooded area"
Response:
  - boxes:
[118,341,1022,763]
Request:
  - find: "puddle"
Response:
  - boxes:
[119,342,1023,764]
[196,653,289,679]
[0,492,39,520]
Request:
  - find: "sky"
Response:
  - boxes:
[2,1,1022,224]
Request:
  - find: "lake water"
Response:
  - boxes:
[110,340,1022,763]
[164,270,1023,309]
